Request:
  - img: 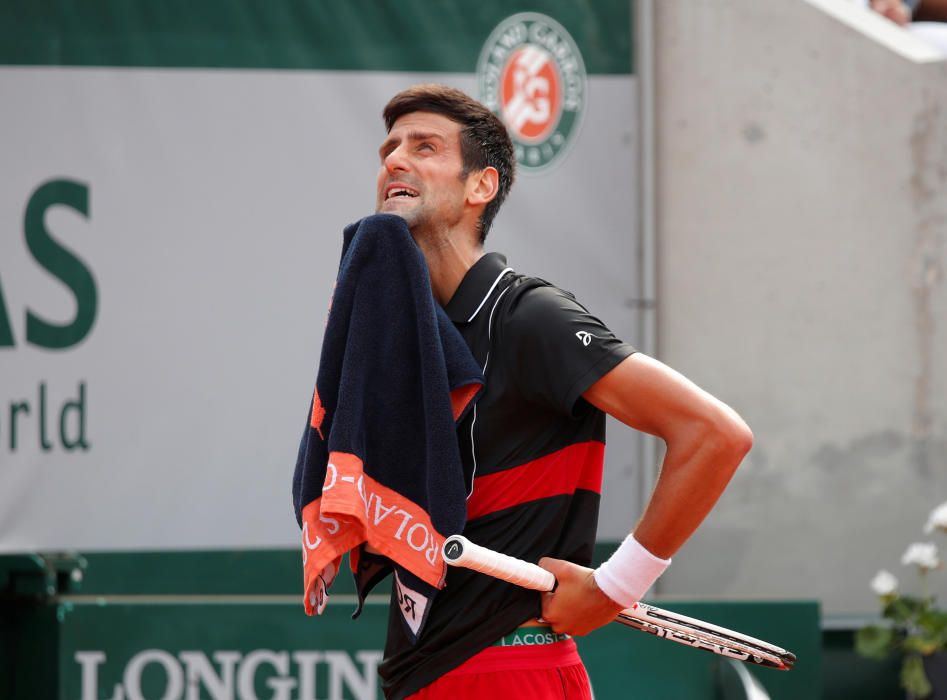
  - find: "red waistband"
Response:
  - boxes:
[443,638,582,676]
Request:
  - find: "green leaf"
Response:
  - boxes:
[886,596,927,624]
[910,610,947,655]
[856,625,895,659]
[903,636,941,656]
[918,609,947,635]
[902,655,933,698]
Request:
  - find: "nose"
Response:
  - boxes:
[383,144,409,174]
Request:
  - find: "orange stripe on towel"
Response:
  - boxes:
[299,451,448,615]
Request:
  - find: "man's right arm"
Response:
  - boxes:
[583,353,752,560]
[539,352,752,635]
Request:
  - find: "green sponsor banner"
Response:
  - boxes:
[61,603,389,700]
[5,550,820,698]
[43,599,819,700]
[0,0,632,74]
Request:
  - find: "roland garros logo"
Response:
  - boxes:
[478,13,587,172]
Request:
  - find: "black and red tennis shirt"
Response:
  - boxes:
[380,252,636,699]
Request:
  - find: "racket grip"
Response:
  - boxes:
[442,535,556,592]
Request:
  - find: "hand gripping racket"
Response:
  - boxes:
[442,535,796,671]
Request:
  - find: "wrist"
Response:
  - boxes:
[592,535,671,608]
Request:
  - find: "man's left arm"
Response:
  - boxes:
[539,352,753,635]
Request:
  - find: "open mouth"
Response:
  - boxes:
[385,184,420,201]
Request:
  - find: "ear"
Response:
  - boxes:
[466,166,500,207]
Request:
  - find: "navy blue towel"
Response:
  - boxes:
[293,214,483,641]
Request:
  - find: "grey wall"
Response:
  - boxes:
[650,0,947,614]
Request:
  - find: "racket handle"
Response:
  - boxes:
[442,535,556,592]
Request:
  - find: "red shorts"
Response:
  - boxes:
[406,638,592,699]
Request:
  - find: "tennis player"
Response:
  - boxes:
[373,84,752,700]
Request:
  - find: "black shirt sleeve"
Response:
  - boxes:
[503,285,636,416]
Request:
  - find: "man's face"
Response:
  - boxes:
[376,111,469,234]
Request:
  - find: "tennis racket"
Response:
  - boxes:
[442,535,796,671]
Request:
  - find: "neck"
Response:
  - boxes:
[413,230,483,306]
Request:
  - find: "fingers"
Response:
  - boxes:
[538,556,568,580]
[538,557,571,631]
[538,558,621,636]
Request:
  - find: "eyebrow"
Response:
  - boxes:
[378,130,446,158]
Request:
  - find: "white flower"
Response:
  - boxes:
[924,501,947,534]
[901,542,941,571]
[870,569,899,596]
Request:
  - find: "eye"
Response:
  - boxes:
[417,142,435,153]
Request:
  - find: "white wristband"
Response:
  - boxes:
[593,535,671,608]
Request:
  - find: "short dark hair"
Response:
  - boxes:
[383,84,515,242]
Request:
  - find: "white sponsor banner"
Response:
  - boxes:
[0,68,638,551]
